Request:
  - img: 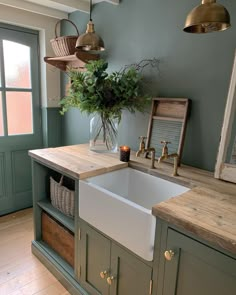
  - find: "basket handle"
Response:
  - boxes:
[54,19,79,38]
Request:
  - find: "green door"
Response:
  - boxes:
[80,222,110,295]
[110,243,153,295]
[0,23,42,215]
[162,229,236,295]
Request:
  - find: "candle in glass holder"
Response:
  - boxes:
[119,146,130,162]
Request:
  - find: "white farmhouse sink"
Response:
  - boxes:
[79,168,189,261]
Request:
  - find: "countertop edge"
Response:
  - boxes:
[152,186,236,256]
[29,148,128,179]
[154,206,236,255]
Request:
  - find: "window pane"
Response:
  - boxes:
[6,92,33,135]
[0,92,3,136]
[3,40,31,88]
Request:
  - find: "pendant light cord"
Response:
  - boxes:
[90,0,92,21]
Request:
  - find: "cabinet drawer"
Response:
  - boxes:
[42,211,74,267]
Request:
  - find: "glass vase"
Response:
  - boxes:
[90,113,118,153]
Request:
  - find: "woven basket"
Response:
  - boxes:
[50,19,79,57]
[50,176,75,217]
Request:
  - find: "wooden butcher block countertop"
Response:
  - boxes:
[152,186,236,255]
[29,144,236,255]
[29,144,128,179]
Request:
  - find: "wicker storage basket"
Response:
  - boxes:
[50,19,79,57]
[50,176,75,217]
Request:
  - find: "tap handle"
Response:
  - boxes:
[138,136,147,150]
[139,136,147,141]
[161,141,171,156]
[161,141,171,147]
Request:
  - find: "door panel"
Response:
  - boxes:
[12,150,32,193]
[0,92,3,135]
[0,152,6,198]
[0,23,42,215]
[110,244,152,295]
[80,222,110,295]
[162,229,236,295]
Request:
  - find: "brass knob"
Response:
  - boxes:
[164,250,175,261]
[107,276,115,285]
[100,270,108,279]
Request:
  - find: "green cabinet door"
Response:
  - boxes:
[161,229,236,295]
[110,243,152,295]
[79,221,153,295]
[80,222,111,295]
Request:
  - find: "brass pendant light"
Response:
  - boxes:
[183,0,231,33]
[75,0,105,51]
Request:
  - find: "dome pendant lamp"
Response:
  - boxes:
[75,0,105,51]
[183,0,231,33]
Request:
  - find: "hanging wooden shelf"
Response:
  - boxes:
[44,51,99,71]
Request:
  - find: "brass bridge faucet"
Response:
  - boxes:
[158,141,179,176]
[136,136,156,169]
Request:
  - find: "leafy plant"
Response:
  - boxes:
[60,59,159,150]
[60,59,155,121]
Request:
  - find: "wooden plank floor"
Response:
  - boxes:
[0,208,70,295]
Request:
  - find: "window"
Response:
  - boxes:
[0,40,33,136]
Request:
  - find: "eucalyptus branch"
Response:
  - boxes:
[119,58,160,74]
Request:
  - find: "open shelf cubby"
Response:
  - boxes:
[37,200,74,233]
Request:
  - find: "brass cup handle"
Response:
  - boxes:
[100,270,108,279]
[164,250,175,261]
[107,276,115,285]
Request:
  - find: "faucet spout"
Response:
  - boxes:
[145,147,156,169]
[157,142,179,176]
[157,155,167,163]
[136,150,142,157]
[136,136,156,169]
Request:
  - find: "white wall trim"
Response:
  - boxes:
[49,0,89,13]
[94,0,119,4]
[0,0,120,17]
[0,0,68,19]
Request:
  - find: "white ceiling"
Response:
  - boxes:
[0,0,119,19]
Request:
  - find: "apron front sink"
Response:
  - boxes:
[79,168,189,261]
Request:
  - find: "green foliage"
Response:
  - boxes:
[60,59,151,122]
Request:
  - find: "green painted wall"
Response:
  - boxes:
[61,0,236,171]
[42,107,62,148]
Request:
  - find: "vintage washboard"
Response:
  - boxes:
[146,98,190,164]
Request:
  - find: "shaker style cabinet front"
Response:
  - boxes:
[79,221,153,295]
[79,221,111,295]
[109,243,153,295]
[159,228,236,295]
